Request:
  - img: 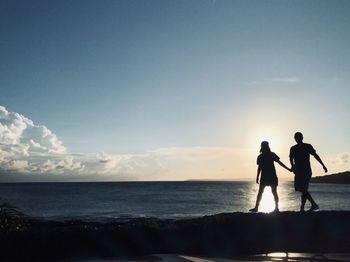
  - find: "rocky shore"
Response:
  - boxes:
[1,206,350,261]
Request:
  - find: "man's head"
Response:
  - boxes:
[294,132,303,144]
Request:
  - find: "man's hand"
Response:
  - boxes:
[323,166,328,173]
[256,177,259,184]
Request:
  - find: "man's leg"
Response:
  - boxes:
[305,191,316,205]
[301,191,307,211]
[304,178,319,210]
[305,191,319,210]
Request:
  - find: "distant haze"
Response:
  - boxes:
[0,0,349,182]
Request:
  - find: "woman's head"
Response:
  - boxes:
[260,141,271,154]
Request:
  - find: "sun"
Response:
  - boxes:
[240,106,292,155]
[251,127,284,154]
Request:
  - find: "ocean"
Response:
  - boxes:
[0,181,349,222]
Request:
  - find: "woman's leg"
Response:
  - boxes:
[250,185,265,212]
[271,186,279,211]
[250,185,266,212]
[254,185,265,208]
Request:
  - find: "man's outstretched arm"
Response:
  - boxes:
[313,153,328,173]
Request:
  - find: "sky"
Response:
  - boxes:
[0,0,349,182]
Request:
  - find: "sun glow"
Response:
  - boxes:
[241,107,293,157]
[252,128,283,154]
[259,187,276,213]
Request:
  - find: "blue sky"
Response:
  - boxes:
[0,0,349,181]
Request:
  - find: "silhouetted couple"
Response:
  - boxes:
[249,132,328,212]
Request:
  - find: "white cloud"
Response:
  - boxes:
[8,105,349,182]
[89,147,244,181]
[0,105,257,181]
[329,152,350,165]
[319,152,350,175]
[245,77,300,86]
[3,159,29,171]
[2,105,348,182]
[268,77,300,83]
[0,106,65,155]
[150,146,242,160]
[341,153,349,163]
[0,106,81,174]
[0,106,164,179]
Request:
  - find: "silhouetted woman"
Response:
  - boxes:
[249,141,291,212]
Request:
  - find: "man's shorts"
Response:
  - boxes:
[293,167,312,192]
[294,174,311,192]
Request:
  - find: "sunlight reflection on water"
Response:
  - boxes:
[259,187,275,212]
[249,182,298,213]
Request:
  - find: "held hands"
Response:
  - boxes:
[285,165,293,172]
[290,165,295,173]
[278,160,293,173]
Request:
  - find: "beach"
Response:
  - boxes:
[1,210,350,261]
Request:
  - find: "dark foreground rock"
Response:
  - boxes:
[1,211,350,261]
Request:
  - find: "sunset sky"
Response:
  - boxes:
[0,0,349,182]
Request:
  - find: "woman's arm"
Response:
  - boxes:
[276,160,292,172]
[256,166,262,184]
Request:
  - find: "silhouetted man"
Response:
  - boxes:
[289,132,328,211]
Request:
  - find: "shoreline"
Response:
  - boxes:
[1,211,350,261]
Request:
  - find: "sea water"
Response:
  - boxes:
[0,181,349,221]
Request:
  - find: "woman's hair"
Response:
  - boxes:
[260,141,271,154]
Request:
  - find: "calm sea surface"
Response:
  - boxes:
[0,181,349,221]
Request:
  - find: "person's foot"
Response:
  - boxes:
[249,207,258,212]
[308,204,319,211]
[300,207,305,212]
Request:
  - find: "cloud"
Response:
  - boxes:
[245,77,300,86]
[0,106,257,181]
[329,153,350,165]
[0,106,167,180]
[0,106,82,174]
[89,147,242,181]
[0,106,65,154]
[3,105,348,183]
[150,146,242,160]
[340,153,349,163]
[324,153,350,175]
[268,77,300,83]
